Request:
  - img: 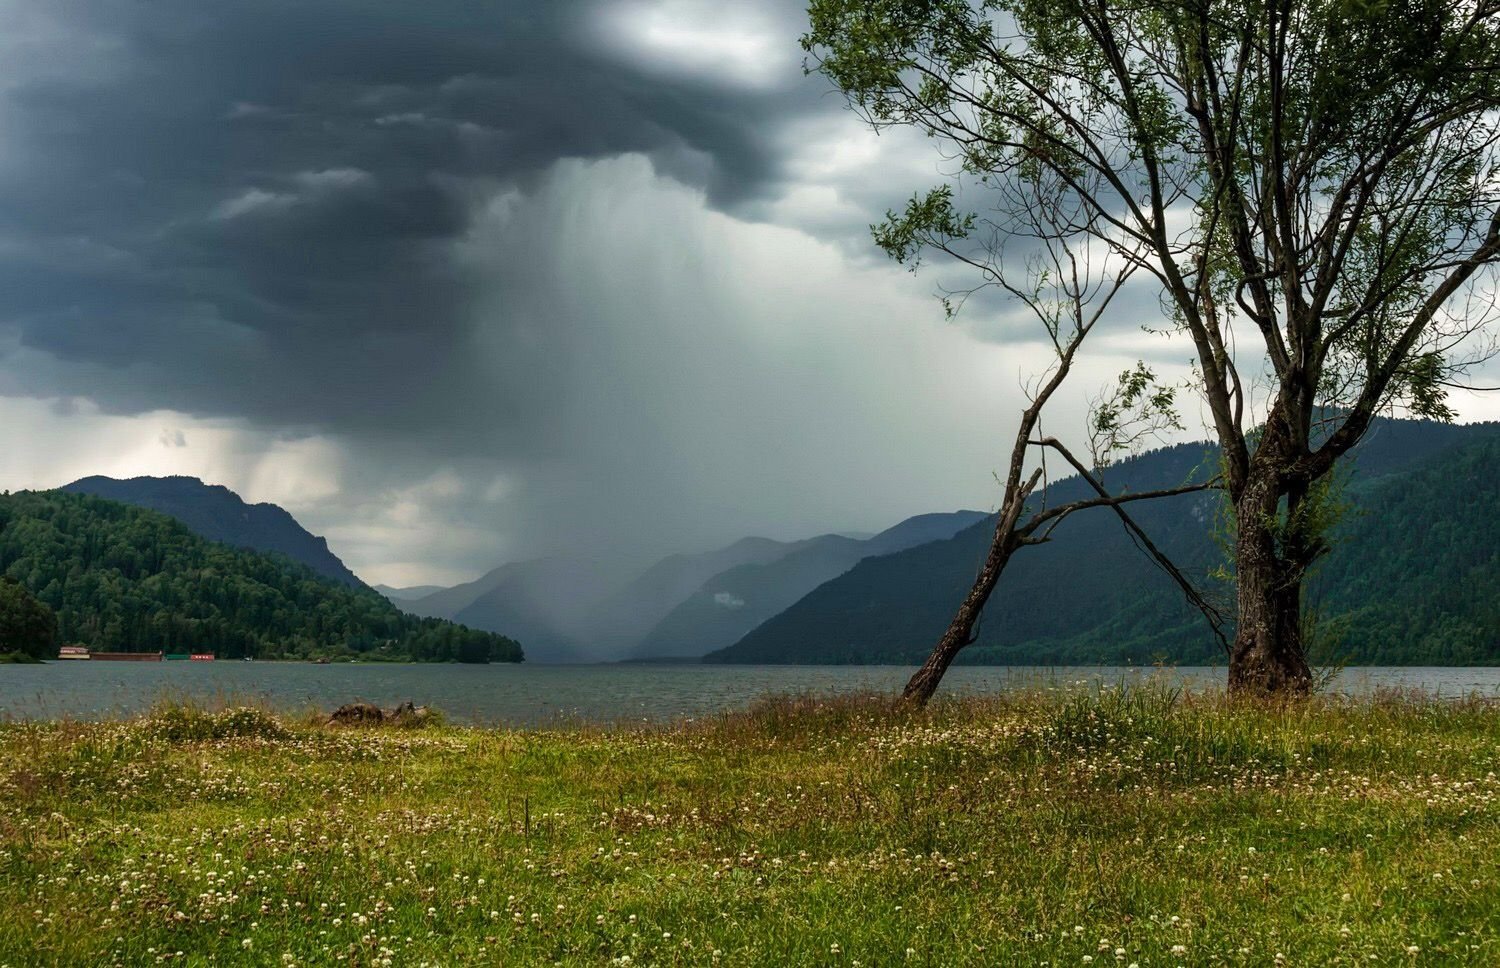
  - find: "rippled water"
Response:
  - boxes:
[2,662,1498,725]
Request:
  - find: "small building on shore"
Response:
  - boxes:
[57,645,90,660]
[190,653,215,661]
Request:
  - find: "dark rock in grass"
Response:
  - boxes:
[326,700,434,726]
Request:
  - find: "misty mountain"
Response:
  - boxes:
[61,475,364,588]
[397,557,628,663]
[630,510,989,660]
[374,584,445,602]
[395,537,823,662]
[707,418,1500,666]
[575,536,818,655]
[395,512,986,662]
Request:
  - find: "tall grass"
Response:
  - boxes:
[1,685,1497,965]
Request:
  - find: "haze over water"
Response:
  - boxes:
[3,664,1498,726]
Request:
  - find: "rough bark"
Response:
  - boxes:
[1226,469,1312,697]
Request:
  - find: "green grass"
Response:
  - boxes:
[2,684,1498,966]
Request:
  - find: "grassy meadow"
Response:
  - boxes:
[1,684,1498,966]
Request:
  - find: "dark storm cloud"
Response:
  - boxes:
[0,0,827,445]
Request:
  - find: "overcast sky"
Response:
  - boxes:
[2,0,1496,586]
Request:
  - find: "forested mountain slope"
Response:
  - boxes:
[0,491,521,662]
[1313,436,1500,663]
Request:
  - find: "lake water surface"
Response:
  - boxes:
[3,663,1498,725]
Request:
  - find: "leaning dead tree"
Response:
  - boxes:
[856,134,1224,705]
[807,0,1500,695]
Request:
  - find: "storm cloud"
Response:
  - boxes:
[0,1,824,435]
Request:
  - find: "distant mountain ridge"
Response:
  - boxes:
[62,476,364,588]
[374,584,445,602]
[707,418,1500,666]
[577,536,815,656]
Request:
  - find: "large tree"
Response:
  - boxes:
[807,0,1500,694]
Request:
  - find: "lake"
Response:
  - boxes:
[3,662,1499,725]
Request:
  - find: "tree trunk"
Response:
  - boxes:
[1227,473,1312,697]
[903,534,1018,706]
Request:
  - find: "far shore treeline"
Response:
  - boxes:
[0,491,523,663]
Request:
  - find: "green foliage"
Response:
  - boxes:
[0,575,58,660]
[1091,362,1184,464]
[0,491,523,663]
[804,2,1500,690]
[872,186,974,267]
[62,475,365,587]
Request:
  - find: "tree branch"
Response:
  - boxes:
[1026,437,1231,655]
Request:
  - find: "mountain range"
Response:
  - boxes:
[706,418,1500,666]
[41,415,1500,666]
[391,511,987,662]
